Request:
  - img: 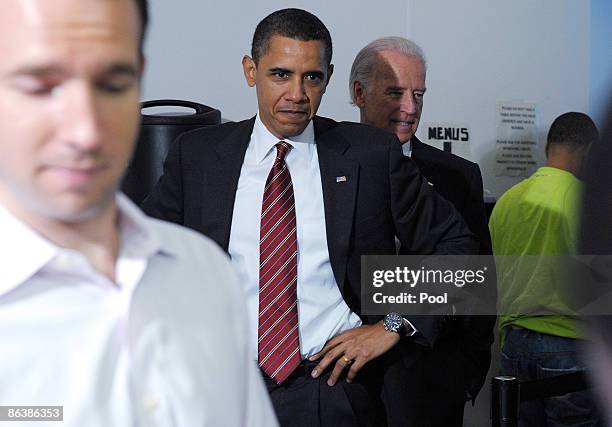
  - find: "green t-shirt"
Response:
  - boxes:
[489,166,583,341]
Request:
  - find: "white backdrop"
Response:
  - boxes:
[142,0,592,199]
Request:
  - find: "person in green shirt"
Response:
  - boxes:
[489,112,601,426]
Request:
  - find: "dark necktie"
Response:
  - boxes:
[257,141,300,384]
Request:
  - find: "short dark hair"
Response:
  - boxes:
[251,8,332,65]
[546,112,599,155]
[133,0,149,54]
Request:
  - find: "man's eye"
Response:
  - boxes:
[14,80,56,96]
[272,71,288,78]
[97,80,134,94]
[305,73,321,81]
[27,85,54,96]
[414,91,425,100]
[388,91,403,98]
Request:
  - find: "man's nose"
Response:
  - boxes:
[399,93,417,115]
[56,83,103,152]
[285,77,307,103]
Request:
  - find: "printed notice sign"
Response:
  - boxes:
[495,101,538,177]
[423,122,471,160]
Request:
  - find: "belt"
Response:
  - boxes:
[260,359,319,383]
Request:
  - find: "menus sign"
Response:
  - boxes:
[423,123,471,160]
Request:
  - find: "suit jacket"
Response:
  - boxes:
[142,115,477,356]
[409,136,495,405]
[410,137,491,254]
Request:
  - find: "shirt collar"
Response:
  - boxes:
[402,140,413,157]
[252,114,316,164]
[116,193,165,260]
[0,193,165,297]
[0,202,56,296]
[536,166,578,180]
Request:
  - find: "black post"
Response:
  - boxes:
[491,376,519,427]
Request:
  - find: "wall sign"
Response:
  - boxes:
[495,101,538,177]
[423,123,471,160]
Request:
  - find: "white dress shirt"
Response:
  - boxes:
[228,115,362,360]
[0,194,277,427]
[402,140,412,157]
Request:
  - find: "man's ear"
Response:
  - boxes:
[319,63,334,94]
[326,63,334,86]
[242,55,257,87]
[138,55,146,77]
[352,80,367,108]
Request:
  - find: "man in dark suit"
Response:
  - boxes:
[350,37,496,426]
[143,9,476,426]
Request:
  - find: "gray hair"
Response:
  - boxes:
[349,36,426,104]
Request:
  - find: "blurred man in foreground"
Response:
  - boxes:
[581,104,612,425]
[0,1,276,425]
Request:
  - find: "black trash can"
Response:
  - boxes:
[121,99,221,204]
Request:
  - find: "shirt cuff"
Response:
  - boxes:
[402,317,418,337]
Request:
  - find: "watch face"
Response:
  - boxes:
[384,313,403,332]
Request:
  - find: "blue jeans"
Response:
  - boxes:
[501,327,603,426]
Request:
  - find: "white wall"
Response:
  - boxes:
[142,0,592,199]
[142,0,411,123]
[409,1,590,198]
[590,0,612,128]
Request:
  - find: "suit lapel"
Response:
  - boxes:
[209,116,359,290]
[210,117,255,251]
[411,137,439,188]
[314,117,359,290]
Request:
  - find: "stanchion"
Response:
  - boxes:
[491,376,519,427]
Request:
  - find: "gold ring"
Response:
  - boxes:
[342,355,353,365]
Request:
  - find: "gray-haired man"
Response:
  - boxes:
[350,37,495,426]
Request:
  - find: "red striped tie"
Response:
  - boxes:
[258,141,300,384]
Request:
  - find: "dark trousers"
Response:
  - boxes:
[262,344,432,427]
[262,359,386,427]
[501,327,604,427]
[423,347,469,427]
[381,343,432,427]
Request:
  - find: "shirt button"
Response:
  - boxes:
[55,253,73,270]
[143,396,159,411]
